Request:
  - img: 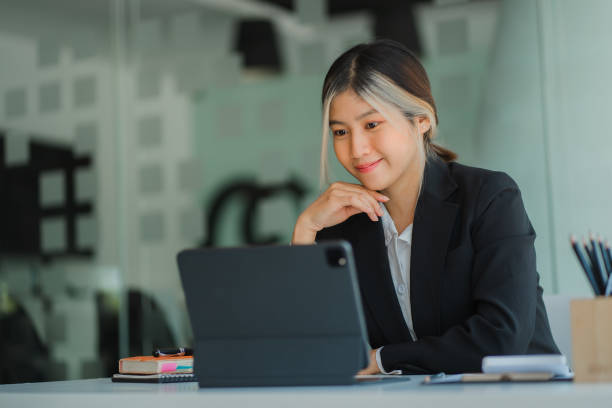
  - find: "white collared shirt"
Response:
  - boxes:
[375,203,417,374]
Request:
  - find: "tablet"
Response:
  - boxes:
[177,240,378,387]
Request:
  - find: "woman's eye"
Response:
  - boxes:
[366,122,379,129]
[333,129,347,136]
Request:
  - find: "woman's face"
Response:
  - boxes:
[329,89,428,192]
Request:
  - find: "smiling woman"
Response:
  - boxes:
[329,89,423,199]
[291,39,560,376]
[319,40,456,191]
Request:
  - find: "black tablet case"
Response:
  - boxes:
[177,241,369,387]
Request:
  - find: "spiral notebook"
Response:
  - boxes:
[112,373,197,383]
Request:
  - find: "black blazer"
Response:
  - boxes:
[315,157,560,374]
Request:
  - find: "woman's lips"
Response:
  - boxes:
[355,159,383,173]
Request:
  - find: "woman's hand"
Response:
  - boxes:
[291,182,389,244]
[357,348,381,375]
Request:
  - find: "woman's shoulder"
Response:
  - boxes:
[447,161,520,195]
[445,161,523,217]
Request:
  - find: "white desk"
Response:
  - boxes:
[1,376,611,407]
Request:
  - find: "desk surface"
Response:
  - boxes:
[1,376,612,407]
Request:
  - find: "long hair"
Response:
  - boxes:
[319,39,457,189]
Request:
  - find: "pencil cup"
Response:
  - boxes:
[570,297,612,382]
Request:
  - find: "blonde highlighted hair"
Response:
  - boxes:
[319,39,456,189]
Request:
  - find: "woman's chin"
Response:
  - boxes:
[348,167,389,190]
[358,178,388,191]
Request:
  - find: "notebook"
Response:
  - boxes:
[423,354,573,384]
[112,373,197,383]
[118,355,193,374]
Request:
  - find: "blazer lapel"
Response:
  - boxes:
[350,214,414,344]
[410,158,459,338]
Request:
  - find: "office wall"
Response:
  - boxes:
[0,0,237,379]
[414,0,500,166]
[471,0,556,292]
[0,1,119,380]
[474,0,612,295]
[193,76,321,247]
[536,0,612,294]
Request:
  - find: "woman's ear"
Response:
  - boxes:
[416,116,431,135]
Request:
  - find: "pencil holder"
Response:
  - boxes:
[570,297,612,382]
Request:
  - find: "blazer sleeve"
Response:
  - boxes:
[380,174,540,374]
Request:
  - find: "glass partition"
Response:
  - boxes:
[0,0,120,382]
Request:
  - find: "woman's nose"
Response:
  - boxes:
[350,131,372,158]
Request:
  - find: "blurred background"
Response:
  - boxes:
[0,0,610,384]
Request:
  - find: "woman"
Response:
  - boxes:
[291,39,559,375]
